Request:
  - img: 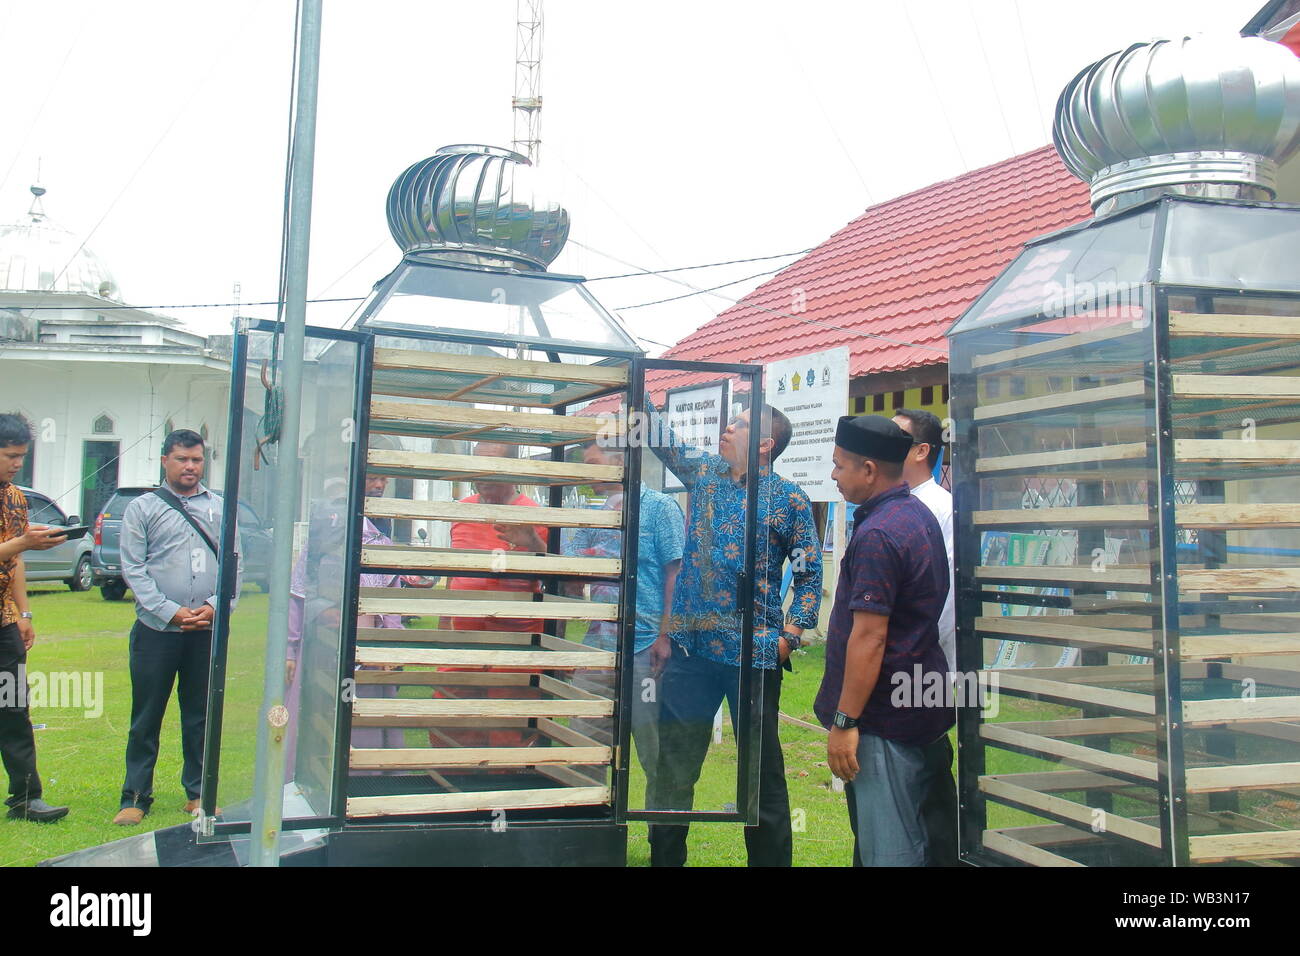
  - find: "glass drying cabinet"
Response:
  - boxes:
[950,195,1300,867]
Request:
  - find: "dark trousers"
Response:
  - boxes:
[0,623,41,807]
[845,731,960,866]
[649,647,792,867]
[120,620,212,811]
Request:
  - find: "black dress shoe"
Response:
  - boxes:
[6,798,70,822]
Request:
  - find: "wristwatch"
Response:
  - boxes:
[833,710,859,729]
[781,629,802,652]
[19,611,32,620]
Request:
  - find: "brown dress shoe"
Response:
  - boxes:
[113,807,145,826]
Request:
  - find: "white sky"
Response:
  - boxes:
[1,0,1266,353]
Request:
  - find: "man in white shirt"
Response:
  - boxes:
[892,407,959,866]
[893,409,954,674]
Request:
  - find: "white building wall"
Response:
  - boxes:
[5,357,230,517]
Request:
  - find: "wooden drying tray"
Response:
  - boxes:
[972,501,1300,530]
[346,784,611,819]
[976,564,1152,587]
[349,713,610,772]
[979,772,1163,850]
[351,693,612,724]
[982,826,1092,867]
[972,504,1149,529]
[987,670,1157,718]
[1188,830,1300,863]
[367,448,623,486]
[973,380,1146,423]
[368,399,622,447]
[371,347,628,409]
[356,585,618,622]
[975,442,1149,476]
[980,722,1158,784]
[1172,374,1300,401]
[975,616,1300,660]
[1176,438,1300,466]
[362,543,621,579]
[364,497,621,529]
[356,644,615,671]
[1169,313,1300,340]
[354,627,612,658]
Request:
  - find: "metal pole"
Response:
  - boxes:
[248,0,323,867]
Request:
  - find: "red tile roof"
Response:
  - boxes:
[631,144,1092,404]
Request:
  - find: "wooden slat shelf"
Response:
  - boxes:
[356,646,617,670]
[1000,717,1154,739]
[982,829,1087,867]
[971,323,1142,371]
[1177,502,1300,530]
[1181,632,1300,659]
[1188,830,1300,863]
[351,696,613,721]
[1179,567,1300,592]
[981,723,1159,782]
[979,775,1163,848]
[1169,313,1300,339]
[367,449,623,485]
[973,380,1146,423]
[972,505,1149,528]
[369,399,620,446]
[1182,695,1300,727]
[361,544,621,578]
[372,347,629,386]
[352,671,537,686]
[975,616,1154,655]
[1185,761,1300,794]
[348,746,611,770]
[347,785,610,818]
[357,596,619,621]
[975,442,1148,475]
[975,564,1151,586]
[364,497,621,528]
[1173,374,1300,400]
[1176,438,1300,464]
[989,672,1157,716]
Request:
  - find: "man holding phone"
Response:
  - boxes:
[0,413,71,822]
[114,428,240,825]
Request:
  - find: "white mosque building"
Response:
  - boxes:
[0,185,234,523]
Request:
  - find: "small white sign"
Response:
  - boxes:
[764,347,849,502]
[662,379,730,491]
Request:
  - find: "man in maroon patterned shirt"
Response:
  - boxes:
[815,414,952,866]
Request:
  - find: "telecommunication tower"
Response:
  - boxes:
[512,0,543,164]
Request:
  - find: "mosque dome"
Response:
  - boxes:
[0,185,120,300]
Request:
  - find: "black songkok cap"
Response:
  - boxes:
[835,415,912,463]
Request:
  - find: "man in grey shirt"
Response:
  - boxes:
[113,429,240,825]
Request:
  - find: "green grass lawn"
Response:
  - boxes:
[2,584,1061,867]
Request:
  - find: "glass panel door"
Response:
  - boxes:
[616,358,767,824]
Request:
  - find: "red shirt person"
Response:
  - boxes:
[446,441,548,633]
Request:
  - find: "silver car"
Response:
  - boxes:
[18,486,94,591]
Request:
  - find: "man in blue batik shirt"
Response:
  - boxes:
[561,442,683,813]
[645,398,822,867]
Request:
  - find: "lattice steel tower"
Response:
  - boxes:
[512,0,543,164]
